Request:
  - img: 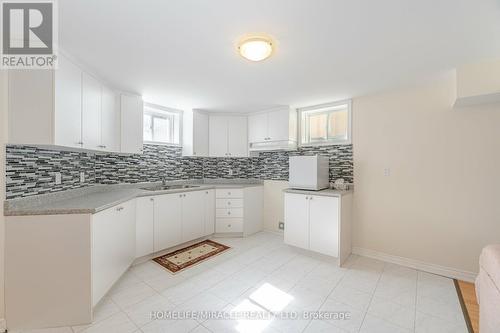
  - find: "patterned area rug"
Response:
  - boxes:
[153,239,230,273]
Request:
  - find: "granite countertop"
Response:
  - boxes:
[4,179,263,216]
[283,187,353,197]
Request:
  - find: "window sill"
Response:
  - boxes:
[143,141,182,147]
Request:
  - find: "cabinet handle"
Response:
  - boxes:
[76,142,83,146]
[206,191,208,194]
[116,207,124,211]
[150,198,154,202]
[179,194,182,198]
[305,196,309,200]
[227,211,231,215]
[310,197,313,200]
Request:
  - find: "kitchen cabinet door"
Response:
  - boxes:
[209,116,228,157]
[248,112,268,143]
[193,111,209,156]
[120,94,144,154]
[227,116,248,157]
[92,199,136,306]
[182,191,206,242]
[284,193,310,250]
[82,73,101,150]
[54,55,82,148]
[204,190,215,235]
[154,193,182,251]
[267,108,290,142]
[135,196,154,258]
[101,86,120,152]
[309,195,339,257]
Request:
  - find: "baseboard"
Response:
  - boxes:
[352,247,477,282]
[0,318,6,333]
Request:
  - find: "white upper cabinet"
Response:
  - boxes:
[54,55,82,148]
[8,53,139,154]
[82,73,102,150]
[227,116,248,157]
[183,110,209,157]
[120,94,144,154]
[248,107,297,151]
[248,112,268,143]
[8,69,57,145]
[209,115,248,157]
[101,86,120,152]
[208,116,229,157]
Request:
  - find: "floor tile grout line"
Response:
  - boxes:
[414,270,419,332]
[300,254,360,333]
[355,260,386,333]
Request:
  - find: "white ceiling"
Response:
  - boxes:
[60,0,500,112]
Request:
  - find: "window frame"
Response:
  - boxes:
[143,103,183,146]
[298,99,352,147]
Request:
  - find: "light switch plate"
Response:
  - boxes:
[54,172,62,185]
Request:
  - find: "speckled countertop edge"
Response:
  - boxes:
[283,188,353,197]
[4,179,264,216]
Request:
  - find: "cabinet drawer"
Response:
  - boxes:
[216,218,243,233]
[216,198,244,209]
[216,208,244,218]
[216,189,243,198]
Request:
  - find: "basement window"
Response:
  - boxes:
[143,103,182,145]
[299,100,352,146]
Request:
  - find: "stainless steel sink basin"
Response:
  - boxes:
[141,184,200,191]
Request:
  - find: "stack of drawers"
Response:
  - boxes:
[215,188,244,233]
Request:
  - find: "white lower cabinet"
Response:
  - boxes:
[92,199,136,306]
[284,193,345,259]
[309,195,339,257]
[154,193,182,252]
[135,189,216,258]
[215,186,263,236]
[135,196,155,258]
[283,193,310,249]
[204,190,215,235]
[182,191,206,242]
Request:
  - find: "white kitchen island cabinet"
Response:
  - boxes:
[284,189,352,265]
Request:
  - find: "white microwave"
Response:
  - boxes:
[289,155,330,190]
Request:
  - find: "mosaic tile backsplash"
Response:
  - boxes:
[5,144,353,199]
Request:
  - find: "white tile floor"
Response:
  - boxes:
[11,232,468,333]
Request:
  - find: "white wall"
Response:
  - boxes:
[352,71,500,275]
[263,180,288,232]
[0,70,7,323]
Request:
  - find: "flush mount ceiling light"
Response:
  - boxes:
[238,36,274,62]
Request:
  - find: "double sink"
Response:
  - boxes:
[140,184,201,191]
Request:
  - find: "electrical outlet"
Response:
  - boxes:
[383,168,391,177]
[278,222,284,230]
[80,172,85,183]
[54,172,62,185]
